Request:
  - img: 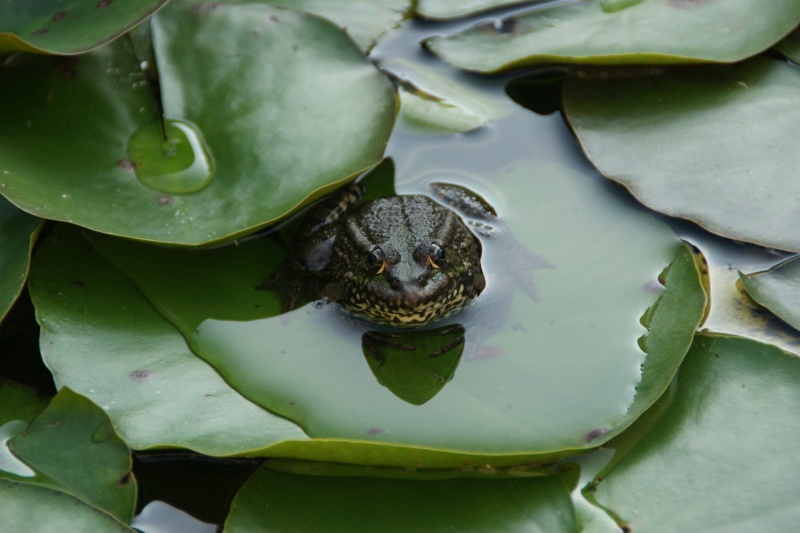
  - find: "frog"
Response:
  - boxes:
[257,182,487,328]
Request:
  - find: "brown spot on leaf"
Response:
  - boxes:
[157,195,172,206]
[52,11,68,21]
[366,427,383,435]
[32,28,50,36]
[97,0,113,8]
[129,370,152,382]
[117,473,131,486]
[584,427,609,442]
[117,159,135,170]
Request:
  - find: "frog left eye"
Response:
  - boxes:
[428,242,446,269]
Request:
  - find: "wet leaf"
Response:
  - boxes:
[425,0,800,72]
[28,224,310,456]
[589,334,800,531]
[82,161,705,467]
[0,0,168,55]
[564,58,800,252]
[8,388,136,524]
[416,0,546,20]
[0,197,41,322]
[264,0,412,51]
[740,256,800,333]
[0,479,134,532]
[0,3,395,246]
[225,467,576,532]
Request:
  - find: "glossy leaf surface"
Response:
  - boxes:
[0,197,41,322]
[0,0,168,55]
[0,3,395,245]
[225,467,576,532]
[740,256,800,333]
[425,0,800,72]
[564,58,800,252]
[76,161,704,466]
[28,225,310,456]
[591,334,800,531]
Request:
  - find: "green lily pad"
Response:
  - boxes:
[224,467,576,532]
[7,388,136,524]
[265,0,412,51]
[563,57,800,252]
[0,0,168,55]
[740,256,800,333]
[588,334,800,531]
[416,0,545,20]
[0,479,133,533]
[82,160,705,467]
[0,197,41,322]
[775,26,800,62]
[28,224,310,456]
[0,2,395,246]
[425,0,800,72]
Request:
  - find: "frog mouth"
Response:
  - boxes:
[343,281,478,328]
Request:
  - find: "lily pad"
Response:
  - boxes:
[224,467,576,532]
[425,0,800,72]
[84,160,705,467]
[265,0,412,51]
[416,0,545,20]
[0,2,395,246]
[8,388,136,524]
[0,479,134,533]
[588,334,800,531]
[563,57,800,252]
[0,0,168,55]
[28,224,310,456]
[740,256,800,333]
[0,197,41,322]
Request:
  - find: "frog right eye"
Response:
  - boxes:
[367,247,386,275]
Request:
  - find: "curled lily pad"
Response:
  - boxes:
[0,0,168,55]
[81,161,705,467]
[588,334,800,531]
[425,0,800,72]
[564,57,800,252]
[739,256,800,333]
[0,2,395,246]
[0,197,41,322]
[28,224,309,456]
[225,467,576,531]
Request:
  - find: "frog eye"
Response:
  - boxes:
[428,242,446,269]
[367,247,386,275]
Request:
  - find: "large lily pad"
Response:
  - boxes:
[0,197,41,322]
[740,256,800,333]
[564,57,800,252]
[588,334,800,531]
[0,2,395,246]
[416,0,544,20]
[0,0,168,55]
[28,224,310,456]
[225,467,576,531]
[425,0,800,72]
[78,160,705,467]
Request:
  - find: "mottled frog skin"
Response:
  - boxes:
[259,184,486,328]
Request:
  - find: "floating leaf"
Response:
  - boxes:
[8,388,136,524]
[82,161,705,467]
[28,224,310,456]
[0,479,134,532]
[740,256,800,333]
[589,334,800,531]
[425,0,800,72]
[564,57,800,252]
[0,3,395,246]
[225,467,576,531]
[0,197,41,322]
[0,0,168,55]
[416,0,545,20]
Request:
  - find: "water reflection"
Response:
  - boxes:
[362,324,466,405]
